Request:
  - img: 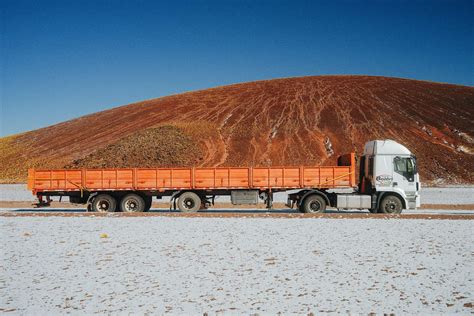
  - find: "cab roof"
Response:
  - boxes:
[364,140,412,156]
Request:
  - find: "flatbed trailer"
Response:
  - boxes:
[28,154,355,211]
[27,140,420,214]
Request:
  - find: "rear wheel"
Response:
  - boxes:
[92,194,117,212]
[120,193,146,212]
[302,194,327,213]
[379,195,403,214]
[177,192,201,212]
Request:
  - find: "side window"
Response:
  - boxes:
[394,157,407,173]
[368,157,374,176]
[394,157,414,182]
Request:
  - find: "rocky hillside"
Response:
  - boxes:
[1,75,473,184]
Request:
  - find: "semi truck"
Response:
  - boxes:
[27,139,420,214]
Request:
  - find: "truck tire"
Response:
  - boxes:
[379,195,403,214]
[177,192,201,212]
[302,194,326,213]
[120,193,146,212]
[92,194,117,212]
[144,196,152,212]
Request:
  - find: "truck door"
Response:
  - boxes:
[392,156,416,192]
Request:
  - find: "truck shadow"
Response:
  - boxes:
[150,208,369,214]
[7,208,369,214]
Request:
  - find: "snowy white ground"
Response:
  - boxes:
[1,217,473,314]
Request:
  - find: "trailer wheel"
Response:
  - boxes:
[144,196,152,212]
[302,194,326,213]
[120,193,146,212]
[379,195,403,214]
[92,194,117,212]
[177,192,201,212]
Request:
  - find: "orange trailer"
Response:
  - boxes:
[27,153,355,213]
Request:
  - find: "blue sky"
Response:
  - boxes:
[1,0,473,136]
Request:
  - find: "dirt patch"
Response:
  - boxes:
[66,126,202,168]
[0,135,69,183]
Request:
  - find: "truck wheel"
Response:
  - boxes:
[92,194,117,212]
[144,196,152,212]
[379,195,403,214]
[177,192,201,212]
[120,193,145,212]
[302,194,326,213]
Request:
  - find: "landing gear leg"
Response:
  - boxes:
[266,191,273,210]
[35,194,51,208]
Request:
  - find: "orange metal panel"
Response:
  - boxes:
[229,168,249,187]
[171,169,192,188]
[269,168,283,187]
[65,170,82,190]
[215,169,229,187]
[50,171,65,189]
[102,170,118,189]
[320,168,334,186]
[195,168,216,188]
[252,168,269,187]
[27,169,34,190]
[136,169,157,189]
[157,169,172,188]
[303,167,320,187]
[116,169,133,189]
[85,170,103,189]
[283,167,300,187]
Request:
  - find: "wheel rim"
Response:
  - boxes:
[384,199,398,213]
[124,198,139,212]
[97,200,110,212]
[309,200,321,212]
[183,198,195,210]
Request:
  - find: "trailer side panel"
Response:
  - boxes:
[28,153,356,194]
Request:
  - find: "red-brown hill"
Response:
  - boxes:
[1,75,473,184]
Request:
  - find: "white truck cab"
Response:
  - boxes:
[359,140,421,212]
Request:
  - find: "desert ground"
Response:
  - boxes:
[1,185,473,314]
[1,217,473,314]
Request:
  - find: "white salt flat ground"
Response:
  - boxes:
[1,216,473,314]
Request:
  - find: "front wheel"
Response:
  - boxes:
[379,195,403,214]
[301,195,327,213]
